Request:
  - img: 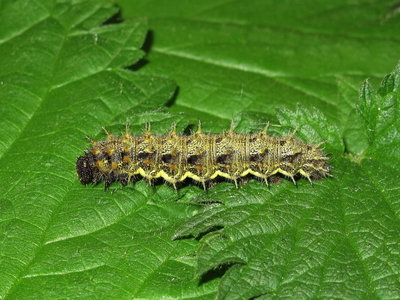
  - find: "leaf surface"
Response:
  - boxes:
[0,1,216,299]
[117,1,400,298]
[1,1,400,299]
[119,0,400,123]
[174,69,400,299]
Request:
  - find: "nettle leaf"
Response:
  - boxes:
[275,106,344,155]
[357,65,400,159]
[2,1,400,299]
[114,3,400,296]
[119,0,400,124]
[174,66,400,300]
[0,1,217,299]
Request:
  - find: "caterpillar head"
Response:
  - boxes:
[76,152,96,184]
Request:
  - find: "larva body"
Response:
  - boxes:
[76,127,330,189]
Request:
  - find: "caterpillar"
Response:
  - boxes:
[76,123,330,189]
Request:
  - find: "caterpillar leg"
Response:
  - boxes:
[233,178,238,188]
[201,181,206,190]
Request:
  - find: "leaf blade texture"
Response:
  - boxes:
[1,0,400,299]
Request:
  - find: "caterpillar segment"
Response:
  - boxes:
[76,125,330,189]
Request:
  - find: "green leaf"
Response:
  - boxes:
[114,4,400,295]
[2,1,400,299]
[174,66,400,299]
[357,66,400,159]
[119,0,400,124]
[0,1,216,299]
